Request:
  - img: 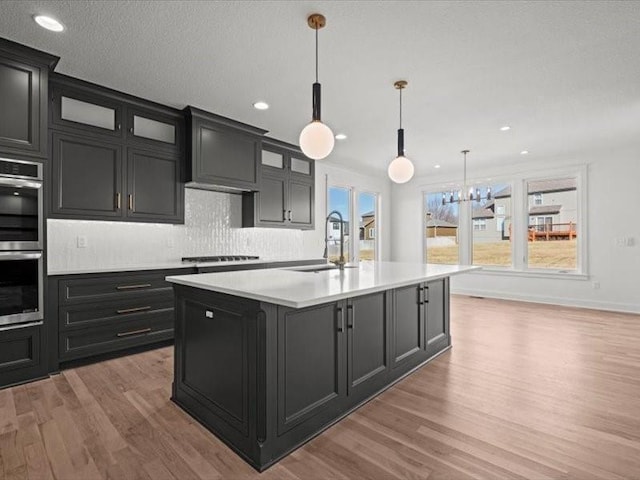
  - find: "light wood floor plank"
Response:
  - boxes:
[1,296,639,479]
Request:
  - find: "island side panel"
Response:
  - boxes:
[171,284,262,467]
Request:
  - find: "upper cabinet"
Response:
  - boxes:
[0,38,59,160]
[48,74,184,224]
[184,107,267,193]
[242,138,315,230]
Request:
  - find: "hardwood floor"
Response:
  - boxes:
[2,296,640,479]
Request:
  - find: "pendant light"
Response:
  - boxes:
[388,80,415,184]
[441,150,492,204]
[299,13,334,160]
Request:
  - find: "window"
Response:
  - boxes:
[527,177,577,270]
[327,186,351,263]
[424,191,459,264]
[422,168,585,275]
[472,183,512,267]
[358,192,377,261]
[473,219,487,231]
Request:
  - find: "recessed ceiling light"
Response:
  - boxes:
[520,150,529,155]
[434,165,441,169]
[500,125,511,131]
[33,15,64,32]
[253,101,269,110]
[13,192,20,196]
[335,133,347,140]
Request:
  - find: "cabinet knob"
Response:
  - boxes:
[205,310,214,319]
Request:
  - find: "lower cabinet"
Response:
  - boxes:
[0,322,47,389]
[172,280,449,471]
[49,268,194,369]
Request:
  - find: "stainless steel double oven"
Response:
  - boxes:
[0,158,44,331]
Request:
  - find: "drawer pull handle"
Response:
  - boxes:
[116,327,152,337]
[116,306,151,315]
[116,283,152,290]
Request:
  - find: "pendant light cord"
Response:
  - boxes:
[315,26,319,83]
[399,88,403,129]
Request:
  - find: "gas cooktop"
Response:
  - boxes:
[181,255,260,263]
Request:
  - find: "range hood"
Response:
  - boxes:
[184,106,267,194]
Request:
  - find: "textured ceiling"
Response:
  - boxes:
[1,0,639,179]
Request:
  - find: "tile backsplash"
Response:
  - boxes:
[47,189,305,273]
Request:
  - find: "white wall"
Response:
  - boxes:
[391,149,640,313]
[48,161,390,273]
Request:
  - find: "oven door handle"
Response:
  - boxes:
[0,321,44,332]
[0,177,42,189]
[0,251,42,261]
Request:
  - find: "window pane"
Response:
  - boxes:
[425,192,459,264]
[327,186,351,263]
[527,177,577,270]
[472,183,512,267]
[358,192,376,261]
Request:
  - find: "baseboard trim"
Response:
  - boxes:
[451,288,640,315]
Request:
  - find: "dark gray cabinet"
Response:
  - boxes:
[346,292,389,402]
[50,131,123,218]
[127,148,183,222]
[185,107,266,192]
[48,268,194,370]
[172,281,450,471]
[0,38,58,159]
[0,323,47,389]
[391,278,451,370]
[48,74,185,224]
[425,277,449,357]
[277,302,344,435]
[391,283,425,368]
[242,139,315,230]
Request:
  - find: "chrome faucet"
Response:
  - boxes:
[324,210,346,270]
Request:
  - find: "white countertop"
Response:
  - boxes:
[166,262,480,308]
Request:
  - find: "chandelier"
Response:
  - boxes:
[442,150,492,205]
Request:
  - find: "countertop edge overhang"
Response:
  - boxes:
[166,262,481,308]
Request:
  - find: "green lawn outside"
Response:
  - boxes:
[427,239,577,269]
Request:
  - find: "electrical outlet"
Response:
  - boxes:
[592,281,600,290]
[77,236,88,248]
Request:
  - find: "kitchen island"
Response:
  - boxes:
[166,262,478,471]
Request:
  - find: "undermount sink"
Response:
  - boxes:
[287,264,359,273]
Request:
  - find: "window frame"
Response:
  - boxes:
[421,164,588,278]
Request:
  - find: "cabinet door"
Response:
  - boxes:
[391,283,425,369]
[347,292,388,399]
[51,85,123,139]
[425,278,449,356]
[178,298,250,436]
[126,148,183,223]
[0,323,44,388]
[256,172,287,226]
[126,107,181,152]
[193,119,259,190]
[50,132,123,219]
[289,154,313,180]
[277,302,344,435]
[288,179,314,229]
[0,57,44,157]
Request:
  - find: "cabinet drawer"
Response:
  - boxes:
[59,316,172,361]
[59,297,174,331]
[59,272,173,305]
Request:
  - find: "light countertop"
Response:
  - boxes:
[166,262,480,308]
